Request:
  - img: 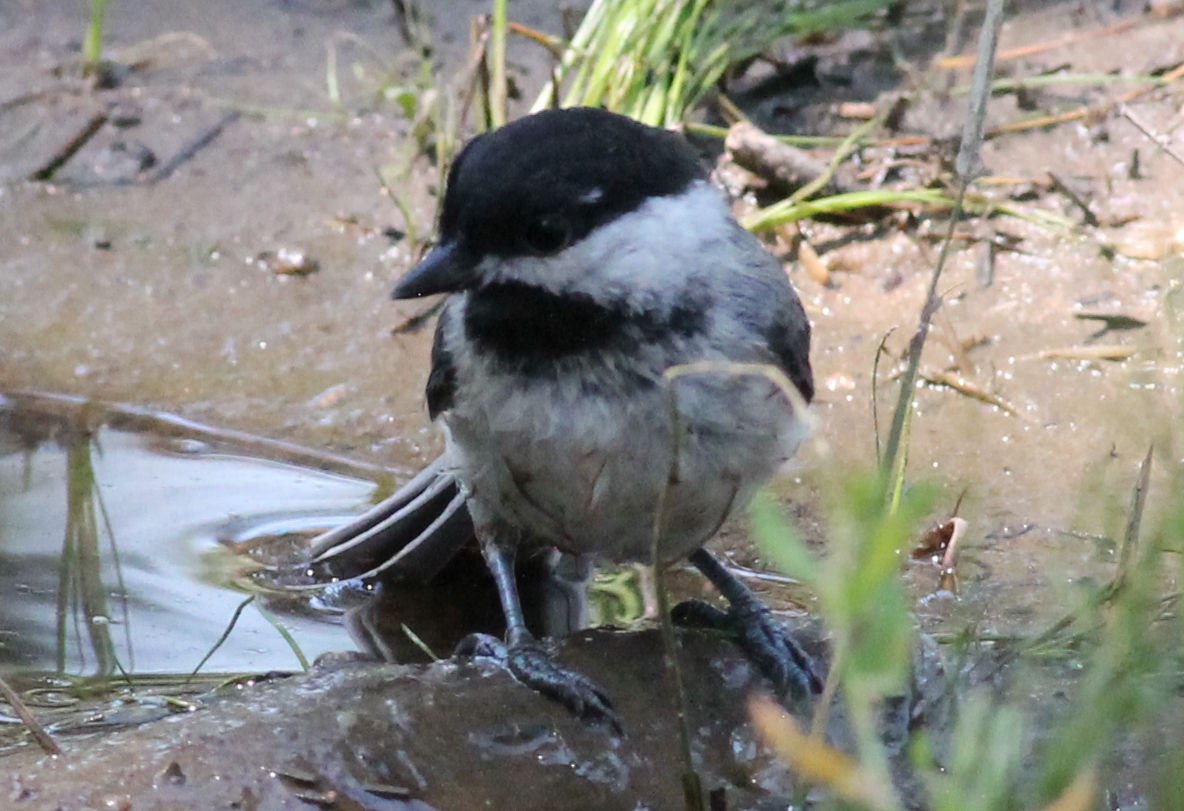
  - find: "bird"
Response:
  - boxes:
[302,106,822,726]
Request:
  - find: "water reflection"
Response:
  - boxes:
[58,410,124,677]
[0,392,383,680]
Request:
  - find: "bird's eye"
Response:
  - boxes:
[519,216,571,256]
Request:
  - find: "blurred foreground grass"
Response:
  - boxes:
[751,450,1184,809]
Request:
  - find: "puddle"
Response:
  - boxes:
[0,392,639,698]
[0,392,386,682]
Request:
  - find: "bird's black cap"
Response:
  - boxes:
[394,108,705,299]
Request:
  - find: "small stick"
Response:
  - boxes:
[726,121,836,194]
[1119,104,1184,168]
[937,17,1144,70]
[1047,172,1099,226]
[1036,345,1137,362]
[1118,447,1153,576]
[921,368,1021,416]
[986,62,1184,139]
[0,674,63,757]
[29,111,108,181]
[147,110,240,184]
[2,88,68,113]
[391,298,445,335]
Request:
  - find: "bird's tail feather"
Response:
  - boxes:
[302,456,474,584]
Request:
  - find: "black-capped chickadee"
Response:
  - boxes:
[305,107,822,726]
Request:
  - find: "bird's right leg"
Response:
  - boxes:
[455,534,620,731]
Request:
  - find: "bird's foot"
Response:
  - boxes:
[671,599,824,700]
[455,633,620,732]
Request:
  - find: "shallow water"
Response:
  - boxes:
[0,394,382,680]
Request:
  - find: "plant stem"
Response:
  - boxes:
[83,0,110,76]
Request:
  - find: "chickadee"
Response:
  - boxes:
[306,107,822,725]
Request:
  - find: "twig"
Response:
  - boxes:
[1035,345,1137,362]
[1119,103,1184,168]
[1118,446,1153,578]
[460,16,491,130]
[788,114,884,207]
[920,368,1020,416]
[1,87,75,112]
[937,16,1144,70]
[147,110,240,184]
[28,111,108,181]
[506,22,568,60]
[0,674,64,757]
[986,62,1184,139]
[1046,172,1099,227]
[871,330,896,468]
[726,121,838,195]
[728,117,893,219]
[391,297,446,335]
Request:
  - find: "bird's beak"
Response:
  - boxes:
[392,241,479,299]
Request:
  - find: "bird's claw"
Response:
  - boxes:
[672,598,824,700]
[455,633,620,732]
[507,642,620,732]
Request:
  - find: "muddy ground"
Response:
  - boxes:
[2,0,1184,808]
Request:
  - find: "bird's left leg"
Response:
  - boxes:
[674,547,824,700]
